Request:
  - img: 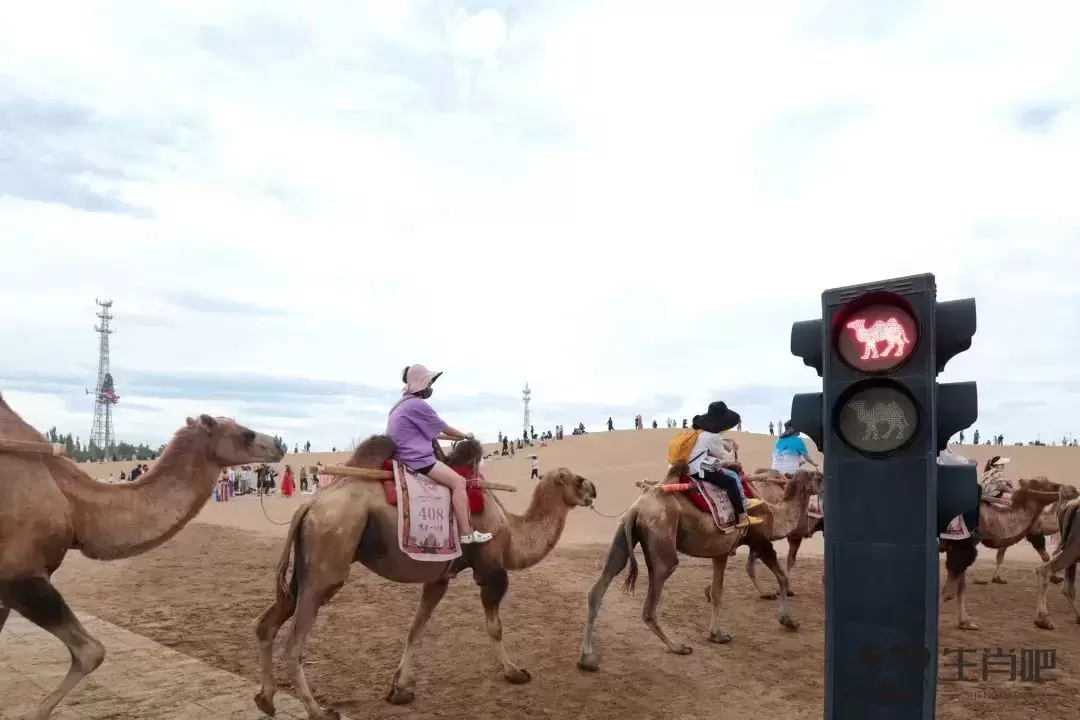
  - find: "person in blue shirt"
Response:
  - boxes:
[771,421,818,475]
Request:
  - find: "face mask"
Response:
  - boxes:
[417,388,433,400]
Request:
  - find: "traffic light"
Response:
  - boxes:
[789,273,979,720]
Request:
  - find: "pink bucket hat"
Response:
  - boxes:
[402,364,443,396]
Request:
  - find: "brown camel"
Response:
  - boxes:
[743,467,824,598]
[974,484,1079,586]
[940,477,1063,631]
[0,393,284,720]
[253,435,596,720]
[1033,490,1080,629]
[576,466,820,673]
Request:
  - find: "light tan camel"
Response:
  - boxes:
[940,477,1063,630]
[974,484,1079,586]
[0,392,284,720]
[1034,490,1080,629]
[743,467,823,598]
[576,466,820,672]
[253,435,596,720]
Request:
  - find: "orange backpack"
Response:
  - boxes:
[667,429,702,465]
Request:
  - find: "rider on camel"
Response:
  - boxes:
[685,402,763,528]
[386,364,493,545]
[979,455,1013,499]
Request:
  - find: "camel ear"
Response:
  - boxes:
[186,417,197,428]
[198,414,218,429]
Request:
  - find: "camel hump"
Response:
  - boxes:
[0,392,50,445]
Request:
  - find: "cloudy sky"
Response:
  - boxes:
[1,0,1078,450]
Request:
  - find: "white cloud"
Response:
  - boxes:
[2,0,1079,449]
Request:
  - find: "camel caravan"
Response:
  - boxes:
[5,376,1080,720]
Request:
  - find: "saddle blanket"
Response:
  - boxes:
[394,462,463,563]
[808,494,823,519]
[940,514,971,541]
[689,477,736,531]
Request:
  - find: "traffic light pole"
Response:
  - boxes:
[790,273,979,720]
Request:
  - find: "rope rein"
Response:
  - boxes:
[259,490,293,526]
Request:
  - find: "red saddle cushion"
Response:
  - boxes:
[678,474,712,514]
[380,460,484,513]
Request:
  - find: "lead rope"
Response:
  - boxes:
[259,486,293,526]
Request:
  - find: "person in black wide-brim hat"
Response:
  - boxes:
[688,402,763,528]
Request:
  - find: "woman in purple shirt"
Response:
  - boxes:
[386,364,493,545]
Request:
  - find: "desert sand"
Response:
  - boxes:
[23,429,1080,719]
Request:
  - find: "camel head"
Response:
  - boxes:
[543,467,596,508]
[779,468,822,503]
[182,414,284,467]
[845,319,867,332]
[1060,484,1080,503]
[444,437,484,471]
[1009,476,1063,508]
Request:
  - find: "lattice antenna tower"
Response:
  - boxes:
[86,299,119,460]
[522,382,531,438]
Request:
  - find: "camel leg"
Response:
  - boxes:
[746,550,777,600]
[990,547,1008,584]
[386,579,450,705]
[253,591,298,716]
[786,536,803,572]
[0,602,9,636]
[477,570,531,685]
[954,572,977,631]
[1028,533,1065,584]
[1062,564,1080,623]
[640,538,691,655]
[750,538,800,630]
[578,524,634,672]
[0,577,106,720]
[283,585,341,720]
[1035,553,1077,630]
[707,556,733,643]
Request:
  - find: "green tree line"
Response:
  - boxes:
[41,428,290,463]
[43,427,163,462]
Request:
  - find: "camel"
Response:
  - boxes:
[576,465,821,672]
[939,477,1063,631]
[743,467,824,598]
[253,435,596,720]
[974,484,1079,586]
[1033,490,1080,629]
[0,392,284,720]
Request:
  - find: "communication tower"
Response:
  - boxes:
[86,299,120,460]
[522,382,531,438]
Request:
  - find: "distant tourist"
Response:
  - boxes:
[530,454,540,480]
[607,417,614,431]
[281,465,296,497]
[769,421,775,435]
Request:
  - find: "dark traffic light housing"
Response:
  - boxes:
[790,273,979,720]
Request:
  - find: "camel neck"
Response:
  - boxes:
[58,435,217,560]
[503,482,570,571]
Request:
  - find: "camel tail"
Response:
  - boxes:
[621,505,641,595]
[277,503,312,600]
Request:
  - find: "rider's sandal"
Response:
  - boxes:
[460,530,493,544]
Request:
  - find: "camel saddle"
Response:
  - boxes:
[380,460,485,513]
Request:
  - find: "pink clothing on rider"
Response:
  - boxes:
[387,396,447,471]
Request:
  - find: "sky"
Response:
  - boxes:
[1,0,1079,450]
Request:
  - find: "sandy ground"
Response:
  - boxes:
[35,430,1080,719]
